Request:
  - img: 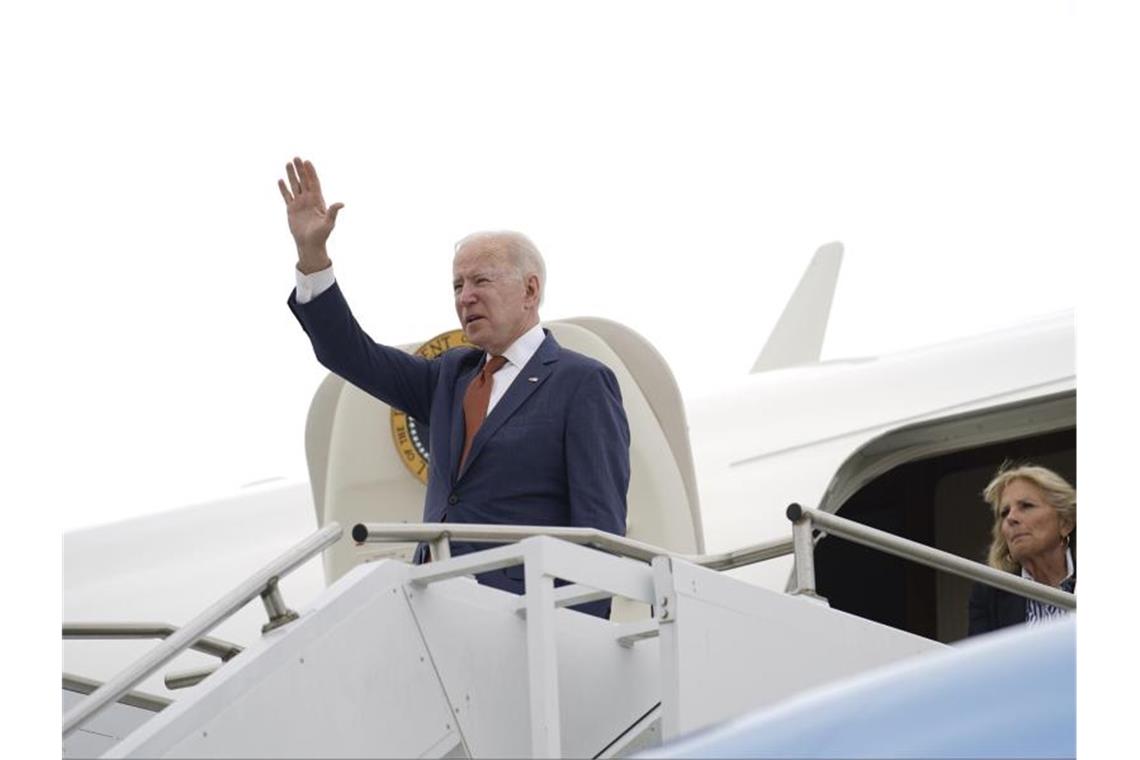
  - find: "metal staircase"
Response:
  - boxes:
[64,511,1074,758]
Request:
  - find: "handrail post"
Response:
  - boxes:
[787,504,827,604]
[260,576,299,634]
[429,534,452,562]
[523,541,561,757]
[164,666,218,690]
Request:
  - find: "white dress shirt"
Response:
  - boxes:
[1022,548,1075,625]
[294,264,337,305]
[295,265,544,412]
[484,323,545,413]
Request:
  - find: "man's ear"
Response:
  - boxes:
[524,273,541,307]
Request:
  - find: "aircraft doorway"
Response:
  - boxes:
[813,424,1075,644]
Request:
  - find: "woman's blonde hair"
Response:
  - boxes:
[983,462,1076,573]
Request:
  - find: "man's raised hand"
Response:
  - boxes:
[277,157,344,274]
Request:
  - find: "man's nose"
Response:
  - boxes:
[457,284,476,304]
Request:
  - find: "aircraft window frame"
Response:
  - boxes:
[816,390,1076,519]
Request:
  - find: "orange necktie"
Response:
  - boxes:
[460,355,507,470]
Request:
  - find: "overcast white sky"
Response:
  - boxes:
[7,1,1138,752]
[11,0,1123,533]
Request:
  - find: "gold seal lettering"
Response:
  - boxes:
[390,329,475,484]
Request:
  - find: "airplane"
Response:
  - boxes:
[62,242,1075,757]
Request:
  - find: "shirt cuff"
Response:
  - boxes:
[295,265,336,304]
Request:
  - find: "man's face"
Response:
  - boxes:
[453,240,539,355]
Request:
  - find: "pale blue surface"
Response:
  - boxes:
[642,617,1075,759]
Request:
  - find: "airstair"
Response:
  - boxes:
[64,501,1081,759]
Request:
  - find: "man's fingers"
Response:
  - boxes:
[327,202,344,225]
[277,179,294,205]
[286,161,302,196]
[293,156,309,193]
[304,160,322,196]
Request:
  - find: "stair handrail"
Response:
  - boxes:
[786,504,1076,610]
[63,673,172,713]
[351,521,792,571]
[62,522,342,738]
[63,622,243,662]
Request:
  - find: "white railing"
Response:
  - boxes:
[351,521,792,570]
[62,522,342,738]
[63,673,171,713]
[786,504,1076,610]
[63,623,243,660]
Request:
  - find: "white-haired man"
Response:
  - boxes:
[280,157,630,618]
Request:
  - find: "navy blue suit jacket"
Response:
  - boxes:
[289,282,630,618]
[968,571,1076,636]
[967,582,1027,635]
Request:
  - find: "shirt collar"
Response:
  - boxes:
[490,322,545,370]
[1021,548,1075,585]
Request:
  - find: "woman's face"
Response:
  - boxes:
[999,478,1070,565]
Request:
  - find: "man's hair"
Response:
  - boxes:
[455,230,546,306]
[982,462,1077,573]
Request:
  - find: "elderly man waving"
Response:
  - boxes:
[279,157,630,619]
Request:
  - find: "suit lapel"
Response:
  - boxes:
[458,332,560,479]
[999,587,1028,627]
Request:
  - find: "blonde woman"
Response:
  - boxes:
[968,463,1076,635]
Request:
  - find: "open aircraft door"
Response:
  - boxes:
[303,317,704,619]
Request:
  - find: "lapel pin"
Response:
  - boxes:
[528,377,539,383]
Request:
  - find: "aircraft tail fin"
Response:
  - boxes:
[750,241,844,373]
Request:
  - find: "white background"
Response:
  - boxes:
[4,1,1135,755]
